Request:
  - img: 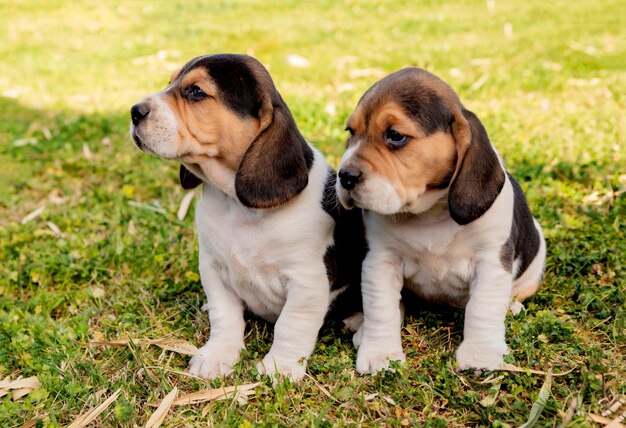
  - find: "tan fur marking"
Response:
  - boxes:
[179,68,218,98]
[512,282,541,302]
[346,106,366,144]
[160,69,260,172]
[346,102,456,207]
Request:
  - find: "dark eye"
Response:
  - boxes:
[345,127,355,136]
[188,85,207,101]
[384,129,408,148]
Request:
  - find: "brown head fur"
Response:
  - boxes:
[338,67,504,222]
[131,54,313,208]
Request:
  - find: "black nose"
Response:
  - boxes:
[338,168,363,190]
[130,103,150,126]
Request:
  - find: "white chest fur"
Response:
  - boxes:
[365,180,515,307]
[195,150,334,321]
[366,205,477,307]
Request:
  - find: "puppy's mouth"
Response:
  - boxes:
[131,130,156,155]
[337,189,357,210]
[132,131,144,149]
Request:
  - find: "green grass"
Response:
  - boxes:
[1,0,624,426]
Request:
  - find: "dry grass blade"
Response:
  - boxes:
[17,419,38,428]
[200,385,257,416]
[479,377,502,407]
[16,414,47,428]
[170,383,259,406]
[0,377,11,388]
[588,413,625,427]
[606,417,626,428]
[500,363,574,377]
[13,387,36,401]
[152,339,198,356]
[0,376,41,400]
[67,388,122,428]
[138,296,167,335]
[89,337,198,356]
[89,338,133,346]
[82,143,93,161]
[519,369,552,428]
[20,206,45,224]
[143,366,207,381]
[47,221,62,235]
[304,373,338,403]
[145,386,178,428]
[7,377,41,389]
[177,191,195,221]
[558,397,578,428]
[603,396,626,426]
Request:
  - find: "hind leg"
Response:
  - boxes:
[510,220,546,315]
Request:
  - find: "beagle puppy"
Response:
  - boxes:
[130,54,365,380]
[336,68,546,373]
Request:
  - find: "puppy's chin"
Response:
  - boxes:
[337,188,356,210]
[131,133,179,161]
[349,177,405,215]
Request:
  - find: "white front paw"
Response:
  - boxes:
[188,343,242,379]
[356,340,405,374]
[256,353,307,381]
[455,339,507,370]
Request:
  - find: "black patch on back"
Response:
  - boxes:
[321,168,368,319]
[501,173,541,279]
[183,54,264,119]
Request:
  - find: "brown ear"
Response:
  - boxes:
[234,94,313,209]
[179,165,203,189]
[448,109,505,225]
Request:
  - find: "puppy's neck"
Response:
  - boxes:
[182,160,238,200]
[391,190,450,224]
[403,188,449,215]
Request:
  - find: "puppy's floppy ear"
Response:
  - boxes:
[448,109,505,225]
[235,90,313,209]
[179,165,203,189]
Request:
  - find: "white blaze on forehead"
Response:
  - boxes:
[338,140,362,168]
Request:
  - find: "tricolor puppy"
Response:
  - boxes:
[130,54,365,380]
[336,67,546,372]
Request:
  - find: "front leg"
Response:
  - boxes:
[188,258,245,379]
[456,259,513,370]
[355,249,405,374]
[256,265,329,381]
